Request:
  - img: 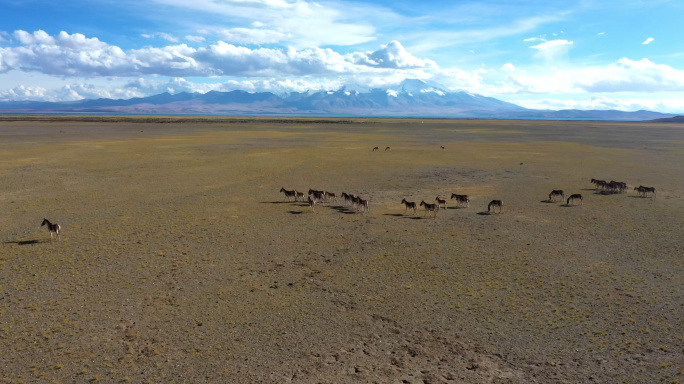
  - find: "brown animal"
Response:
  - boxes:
[549,190,564,202]
[566,194,583,206]
[420,200,438,217]
[401,198,417,214]
[487,200,504,213]
[41,218,61,240]
[450,193,470,207]
[279,187,296,201]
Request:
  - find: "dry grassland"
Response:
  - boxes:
[0,116,683,383]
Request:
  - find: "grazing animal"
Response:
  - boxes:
[308,189,325,203]
[610,181,627,194]
[487,200,504,213]
[420,200,438,217]
[549,190,565,202]
[440,146,445,150]
[294,190,305,202]
[567,194,583,206]
[280,187,296,202]
[450,193,470,207]
[351,196,368,212]
[341,192,352,206]
[307,196,316,212]
[41,218,61,240]
[401,198,417,214]
[372,147,379,151]
[435,196,447,209]
[324,191,337,203]
[592,179,626,194]
[385,146,391,151]
[591,178,605,188]
[636,185,657,199]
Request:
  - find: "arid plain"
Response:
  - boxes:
[0,116,682,383]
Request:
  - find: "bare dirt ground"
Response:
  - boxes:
[0,116,682,383]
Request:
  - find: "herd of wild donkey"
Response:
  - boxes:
[278,177,657,218]
[39,177,657,241]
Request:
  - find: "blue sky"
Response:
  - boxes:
[1,0,683,112]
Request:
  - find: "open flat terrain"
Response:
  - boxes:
[0,116,683,383]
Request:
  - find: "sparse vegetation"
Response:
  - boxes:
[0,116,682,383]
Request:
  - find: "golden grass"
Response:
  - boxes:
[0,116,683,383]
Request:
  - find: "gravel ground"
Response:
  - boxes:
[0,117,682,383]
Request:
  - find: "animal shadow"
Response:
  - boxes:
[477,211,492,216]
[383,213,404,217]
[4,239,43,245]
[287,211,303,215]
[331,206,356,215]
[540,200,556,204]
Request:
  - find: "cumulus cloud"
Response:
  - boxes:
[0,31,443,80]
[512,96,684,114]
[529,39,573,61]
[14,30,55,45]
[581,58,684,92]
[2,28,683,114]
[1,30,127,76]
[121,76,346,96]
[0,30,458,101]
[501,63,516,72]
[351,41,437,69]
[0,85,49,100]
[642,37,654,45]
[496,58,684,95]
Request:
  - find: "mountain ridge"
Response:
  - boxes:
[0,80,676,121]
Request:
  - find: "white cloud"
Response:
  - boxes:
[14,30,55,45]
[142,33,180,43]
[495,58,684,95]
[0,85,48,100]
[408,14,563,55]
[2,31,433,79]
[511,96,684,114]
[2,27,683,114]
[1,31,128,76]
[642,37,654,45]
[152,0,380,48]
[352,41,437,69]
[215,27,287,44]
[501,63,516,72]
[529,39,573,61]
[185,35,206,43]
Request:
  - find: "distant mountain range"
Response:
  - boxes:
[0,79,677,121]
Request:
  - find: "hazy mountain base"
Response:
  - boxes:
[0,117,682,383]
